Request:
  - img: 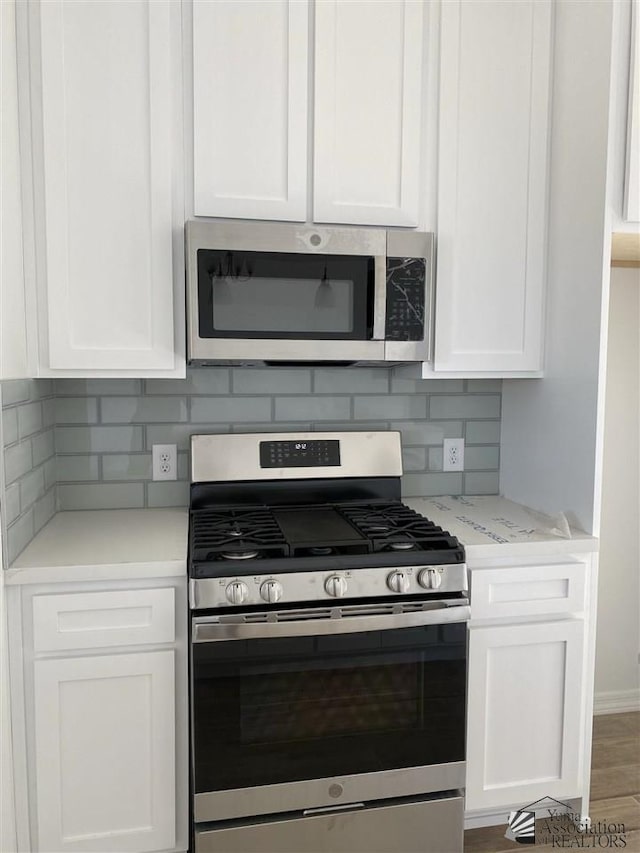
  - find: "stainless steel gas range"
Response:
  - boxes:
[188,431,468,853]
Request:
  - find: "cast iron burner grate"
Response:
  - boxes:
[338,501,459,553]
[190,507,287,562]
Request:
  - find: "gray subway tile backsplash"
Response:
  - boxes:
[464,471,501,495]
[314,368,390,394]
[275,396,350,422]
[57,482,145,511]
[56,455,101,482]
[55,397,98,425]
[1,379,57,564]
[17,401,44,437]
[233,368,311,395]
[354,395,427,421]
[465,420,502,444]
[192,396,272,423]
[429,394,501,420]
[4,441,33,486]
[101,396,188,424]
[2,367,502,561]
[2,408,18,446]
[55,425,145,453]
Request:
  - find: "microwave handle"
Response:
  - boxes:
[372,255,387,341]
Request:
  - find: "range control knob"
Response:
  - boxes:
[387,570,411,594]
[225,580,249,605]
[260,579,283,603]
[418,568,443,590]
[325,575,348,598]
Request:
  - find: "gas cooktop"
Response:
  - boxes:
[189,499,463,576]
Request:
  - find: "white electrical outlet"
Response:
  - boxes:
[152,444,177,481]
[443,438,464,472]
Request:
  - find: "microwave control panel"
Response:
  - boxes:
[385,257,426,341]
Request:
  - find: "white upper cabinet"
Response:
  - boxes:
[21,0,184,375]
[624,0,639,222]
[192,0,309,221]
[434,0,552,373]
[313,0,424,226]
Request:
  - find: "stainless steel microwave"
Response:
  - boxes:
[186,221,434,365]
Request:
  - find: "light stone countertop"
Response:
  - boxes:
[3,496,598,585]
[4,508,189,585]
[404,495,598,562]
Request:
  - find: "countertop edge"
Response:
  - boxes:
[4,560,187,586]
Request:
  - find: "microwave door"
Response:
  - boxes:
[190,247,387,362]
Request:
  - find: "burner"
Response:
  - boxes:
[308,546,334,556]
[221,550,260,561]
[366,523,391,533]
[389,541,417,551]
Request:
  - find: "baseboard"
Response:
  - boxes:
[464,808,511,830]
[593,688,640,715]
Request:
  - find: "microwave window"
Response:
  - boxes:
[212,277,354,333]
[197,250,374,340]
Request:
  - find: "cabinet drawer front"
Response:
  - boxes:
[33,588,175,652]
[471,563,586,619]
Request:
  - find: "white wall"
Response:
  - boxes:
[500,0,615,535]
[594,267,640,707]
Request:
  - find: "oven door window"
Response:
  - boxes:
[192,623,466,794]
[197,250,374,340]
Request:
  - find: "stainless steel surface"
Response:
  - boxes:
[260,579,283,603]
[189,562,467,610]
[419,567,442,589]
[225,580,249,605]
[193,763,466,824]
[372,254,387,341]
[194,794,464,853]
[387,569,410,594]
[189,337,387,363]
[325,575,348,597]
[186,220,436,365]
[186,220,387,256]
[191,599,470,643]
[190,431,403,483]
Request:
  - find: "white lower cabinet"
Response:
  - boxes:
[465,554,597,822]
[7,578,187,853]
[466,619,586,811]
[33,650,175,853]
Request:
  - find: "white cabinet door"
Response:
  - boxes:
[466,620,585,811]
[28,0,180,372]
[435,0,552,372]
[192,0,308,221]
[314,0,423,226]
[33,650,175,853]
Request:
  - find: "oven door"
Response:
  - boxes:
[190,599,468,823]
[186,222,387,363]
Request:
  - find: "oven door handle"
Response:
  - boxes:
[192,600,470,643]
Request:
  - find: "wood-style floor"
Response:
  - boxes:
[464,711,640,853]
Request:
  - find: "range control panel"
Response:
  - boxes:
[259,439,341,468]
